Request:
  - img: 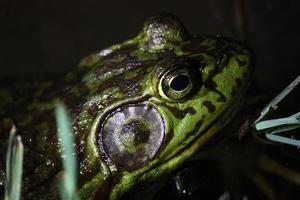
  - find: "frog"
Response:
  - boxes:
[0,14,253,199]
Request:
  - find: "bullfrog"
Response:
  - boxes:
[0,14,253,199]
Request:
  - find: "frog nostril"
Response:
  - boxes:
[99,103,165,171]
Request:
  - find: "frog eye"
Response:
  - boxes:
[160,66,196,100]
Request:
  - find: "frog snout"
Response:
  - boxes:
[98,103,165,171]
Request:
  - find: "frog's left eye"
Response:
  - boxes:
[160,66,197,100]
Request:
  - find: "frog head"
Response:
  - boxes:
[73,14,253,199]
[0,14,253,199]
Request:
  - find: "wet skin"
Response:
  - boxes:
[0,14,253,199]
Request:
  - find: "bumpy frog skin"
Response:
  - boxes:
[0,14,253,199]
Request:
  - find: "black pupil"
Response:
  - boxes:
[170,74,190,91]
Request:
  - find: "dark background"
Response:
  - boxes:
[0,0,299,95]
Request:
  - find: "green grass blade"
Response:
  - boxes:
[255,112,300,131]
[255,74,300,123]
[265,124,300,134]
[55,102,78,200]
[265,134,300,146]
[5,126,16,199]
[254,75,300,146]
[5,127,24,200]
[11,136,23,200]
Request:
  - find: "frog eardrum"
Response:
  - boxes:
[99,104,165,171]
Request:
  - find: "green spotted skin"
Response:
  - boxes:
[0,14,253,199]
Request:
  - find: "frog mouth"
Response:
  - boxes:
[97,98,166,171]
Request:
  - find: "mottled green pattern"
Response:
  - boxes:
[0,14,253,199]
